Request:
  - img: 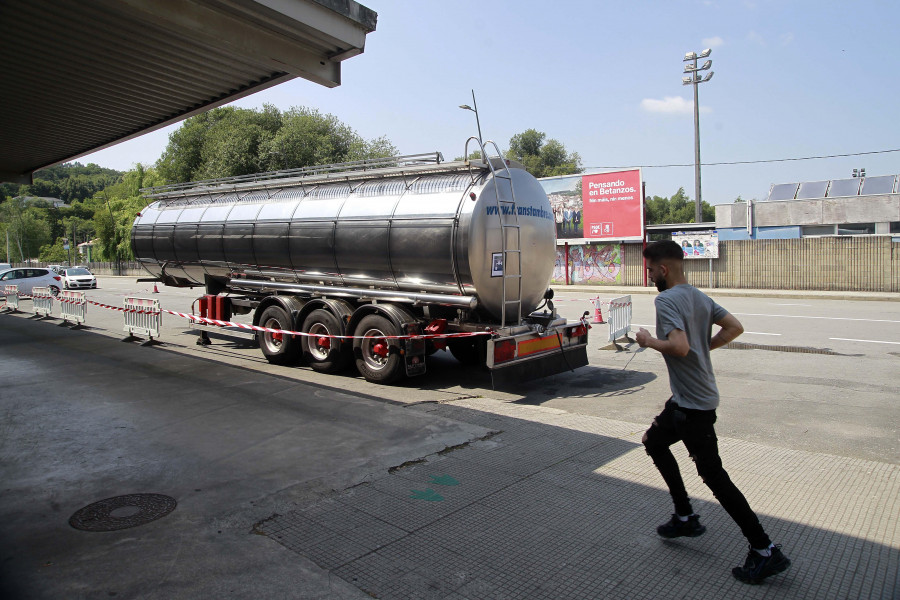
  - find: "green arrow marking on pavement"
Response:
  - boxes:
[409,488,444,502]
[429,475,460,486]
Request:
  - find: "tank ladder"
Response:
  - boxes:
[464,137,522,327]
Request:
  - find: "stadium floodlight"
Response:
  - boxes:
[680,47,715,223]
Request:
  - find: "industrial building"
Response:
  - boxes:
[715,173,900,241]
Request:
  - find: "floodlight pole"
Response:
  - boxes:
[683,49,714,224]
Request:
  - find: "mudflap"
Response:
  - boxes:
[403,333,427,377]
[490,345,588,388]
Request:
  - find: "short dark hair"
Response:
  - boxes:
[643,240,684,263]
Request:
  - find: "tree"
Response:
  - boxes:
[506,129,582,178]
[644,187,715,225]
[156,105,397,183]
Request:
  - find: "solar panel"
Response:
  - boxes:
[826,178,861,197]
[767,183,799,201]
[796,180,829,199]
[860,175,897,195]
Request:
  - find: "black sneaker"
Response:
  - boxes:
[657,514,706,538]
[732,545,791,584]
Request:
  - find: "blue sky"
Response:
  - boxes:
[80,0,900,205]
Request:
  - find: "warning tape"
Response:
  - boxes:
[77,298,493,341]
[7,293,594,342]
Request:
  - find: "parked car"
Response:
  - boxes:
[48,264,66,274]
[62,268,97,289]
[0,263,11,271]
[0,267,63,296]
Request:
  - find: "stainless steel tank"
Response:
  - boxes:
[132,161,556,320]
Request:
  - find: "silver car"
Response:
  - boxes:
[0,267,63,296]
[62,268,97,290]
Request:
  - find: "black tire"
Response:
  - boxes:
[353,314,405,384]
[258,305,301,365]
[49,285,60,297]
[448,337,488,367]
[302,309,352,373]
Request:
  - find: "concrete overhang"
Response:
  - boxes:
[0,0,377,184]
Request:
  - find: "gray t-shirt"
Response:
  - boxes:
[654,284,729,410]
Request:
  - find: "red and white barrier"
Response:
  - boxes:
[3,285,19,312]
[607,295,633,342]
[31,287,54,317]
[60,291,87,326]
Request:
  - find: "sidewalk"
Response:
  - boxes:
[259,398,899,599]
[556,283,900,302]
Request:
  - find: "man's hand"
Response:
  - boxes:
[636,327,652,348]
[635,327,690,357]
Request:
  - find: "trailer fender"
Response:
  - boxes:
[348,303,418,341]
[253,295,306,329]
[297,298,353,333]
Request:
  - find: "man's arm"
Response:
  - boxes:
[636,327,690,357]
[710,313,743,350]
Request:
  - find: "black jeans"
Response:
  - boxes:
[643,399,771,549]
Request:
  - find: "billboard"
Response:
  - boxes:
[541,169,644,242]
[672,230,719,259]
[581,169,643,241]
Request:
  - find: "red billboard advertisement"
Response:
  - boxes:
[581,169,643,241]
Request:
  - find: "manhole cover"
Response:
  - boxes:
[69,494,176,532]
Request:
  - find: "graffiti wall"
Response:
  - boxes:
[551,243,623,285]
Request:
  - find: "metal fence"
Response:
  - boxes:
[3,285,19,311]
[607,295,633,342]
[123,297,161,342]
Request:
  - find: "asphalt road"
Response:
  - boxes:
[22,277,900,465]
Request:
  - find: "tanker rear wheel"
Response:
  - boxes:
[302,309,352,373]
[259,305,301,365]
[448,337,487,367]
[353,314,404,384]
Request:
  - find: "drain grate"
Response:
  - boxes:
[69,494,177,532]
[725,341,843,355]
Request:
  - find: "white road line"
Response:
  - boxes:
[631,325,779,336]
[733,312,900,324]
[829,337,900,345]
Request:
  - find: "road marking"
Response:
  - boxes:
[733,312,900,324]
[773,303,811,306]
[632,324,779,336]
[829,337,900,345]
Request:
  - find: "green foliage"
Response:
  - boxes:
[156,105,397,183]
[0,198,52,261]
[644,187,715,225]
[39,239,69,263]
[506,129,582,178]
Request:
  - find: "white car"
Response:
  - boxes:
[0,267,63,296]
[62,267,97,290]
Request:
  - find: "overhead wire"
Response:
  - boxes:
[585,148,900,170]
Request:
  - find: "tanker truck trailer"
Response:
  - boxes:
[132,146,589,385]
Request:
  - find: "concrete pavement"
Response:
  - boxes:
[1,304,898,599]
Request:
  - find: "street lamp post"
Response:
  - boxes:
[459,89,483,147]
[682,48,714,224]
